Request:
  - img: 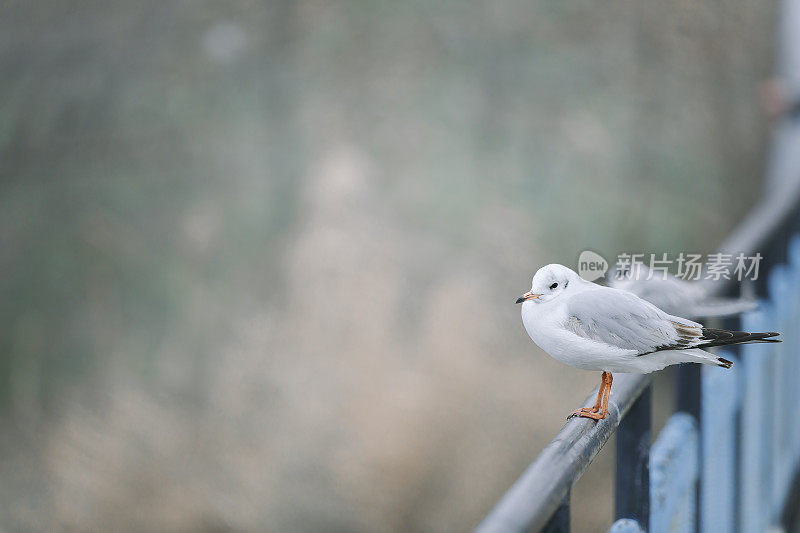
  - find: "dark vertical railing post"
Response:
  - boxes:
[542,490,569,533]
[676,360,702,531]
[615,384,651,528]
[722,314,742,533]
[676,363,701,419]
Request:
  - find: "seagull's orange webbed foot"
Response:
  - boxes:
[567,408,608,420]
[568,404,601,417]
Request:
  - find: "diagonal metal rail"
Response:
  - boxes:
[476,0,800,528]
[475,374,651,533]
[476,182,800,533]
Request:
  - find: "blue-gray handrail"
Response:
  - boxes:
[476,183,800,533]
[477,0,800,527]
[475,110,800,533]
[475,375,651,532]
[477,198,800,533]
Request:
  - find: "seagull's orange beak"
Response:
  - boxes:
[515,291,541,304]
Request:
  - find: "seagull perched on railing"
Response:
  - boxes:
[517,264,780,420]
[607,262,757,319]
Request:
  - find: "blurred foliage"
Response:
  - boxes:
[0,0,777,531]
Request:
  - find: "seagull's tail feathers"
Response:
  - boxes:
[675,328,781,369]
[675,348,735,368]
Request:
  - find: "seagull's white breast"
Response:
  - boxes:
[520,295,640,372]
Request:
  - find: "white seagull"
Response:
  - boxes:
[517,264,780,420]
[607,262,757,319]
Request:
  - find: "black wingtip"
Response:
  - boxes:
[698,328,782,349]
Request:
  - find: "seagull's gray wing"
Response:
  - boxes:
[563,288,702,354]
[564,288,779,356]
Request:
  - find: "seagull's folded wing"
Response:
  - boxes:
[564,287,702,355]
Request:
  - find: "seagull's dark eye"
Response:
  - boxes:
[550,282,558,290]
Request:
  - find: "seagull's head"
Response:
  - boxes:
[516,264,580,305]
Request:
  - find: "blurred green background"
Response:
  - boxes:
[0,1,777,531]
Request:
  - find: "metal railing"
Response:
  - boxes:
[476,2,800,530]
[475,375,652,532]
[475,155,800,533]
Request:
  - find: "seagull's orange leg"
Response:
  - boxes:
[568,372,611,420]
[599,373,612,417]
[584,372,607,413]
